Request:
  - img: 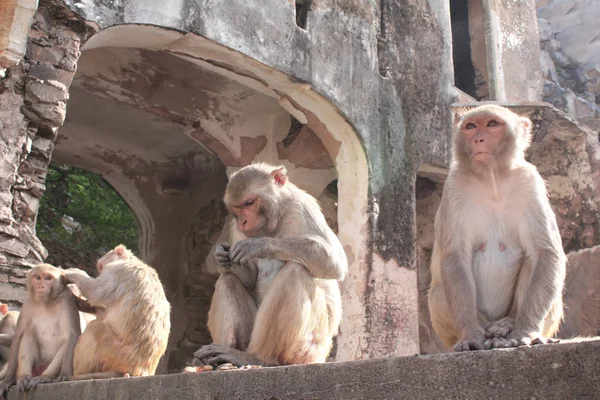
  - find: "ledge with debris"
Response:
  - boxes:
[8,340,600,400]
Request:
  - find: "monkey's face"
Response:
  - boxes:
[229,196,267,237]
[97,245,129,273]
[0,303,7,316]
[28,267,64,302]
[460,113,507,166]
[454,106,530,174]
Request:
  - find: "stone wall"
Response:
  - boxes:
[0,0,95,307]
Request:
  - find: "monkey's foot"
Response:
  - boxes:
[483,337,519,349]
[193,344,263,368]
[512,336,560,347]
[27,375,54,389]
[16,375,32,392]
[485,317,515,339]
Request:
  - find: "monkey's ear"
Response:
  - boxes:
[272,166,287,187]
[0,304,7,315]
[59,274,69,287]
[115,244,127,256]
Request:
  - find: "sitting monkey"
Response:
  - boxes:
[193,163,347,367]
[428,105,566,351]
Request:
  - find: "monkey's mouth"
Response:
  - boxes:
[472,152,493,159]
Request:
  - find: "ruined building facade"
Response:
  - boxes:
[0,0,598,370]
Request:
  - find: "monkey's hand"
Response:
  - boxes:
[229,239,268,266]
[485,317,514,339]
[506,329,560,347]
[214,242,232,267]
[193,344,263,368]
[64,269,88,286]
[453,327,486,352]
[27,375,54,390]
[16,375,32,392]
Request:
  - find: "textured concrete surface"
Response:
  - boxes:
[7,340,600,400]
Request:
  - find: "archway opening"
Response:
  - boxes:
[37,162,139,274]
[450,0,488,100]
[54,24,369,372]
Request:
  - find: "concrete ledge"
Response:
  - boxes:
[9,340,600,399]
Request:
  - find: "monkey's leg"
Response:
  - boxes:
[207,273,257,351]
[16,334,36,392]
[248,262,334,365]
[508,262,562,346]
[428,284,459,349]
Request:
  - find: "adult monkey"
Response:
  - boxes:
[65,244,170,379]
[428,104,566,351]
[193,163,347,367]
[0,304,18,380]
[0,264,80,398]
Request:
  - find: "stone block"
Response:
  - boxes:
[538,18,552,41]
[0,0,38,67]
[26,79,68,103]
[7,341,600,400]
[551,51,571,68]
[0,281,27,303]
[540,50,558,81]
[559,246,600,338]
[0,237,28,257]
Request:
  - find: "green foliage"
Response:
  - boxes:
[37,163,138,254]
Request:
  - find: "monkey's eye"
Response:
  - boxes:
[44,276,52,281]
[465,122,476,129]
[34,275,41,280]
[487,120,499,127]
[244,199,255,207]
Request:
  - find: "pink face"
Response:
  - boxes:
[0,303,7,315]
[231,197,262,236]
[30,270,58,299]
[460,114,506,164]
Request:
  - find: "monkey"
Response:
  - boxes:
[193,163,347,367]
[0,304,18,380]
[64,244,171,380]
[0,264,81,398]
[428,104,566,352]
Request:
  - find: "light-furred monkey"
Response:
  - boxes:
[65,244,170,379]
[0,304,18,380]
[428,105,566,351]
[193,163,347,367]
[0,264,80,399]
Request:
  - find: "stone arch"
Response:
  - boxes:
[54,24,369,370]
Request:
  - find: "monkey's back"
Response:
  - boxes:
[103,259,171,373]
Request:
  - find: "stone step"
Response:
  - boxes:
[8,340,600,400]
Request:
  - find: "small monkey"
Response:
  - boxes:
[193,163,347,367]
[0,304,18,380]
[428,105,566,351]
[0,264,80,398]
[65,244,171,379]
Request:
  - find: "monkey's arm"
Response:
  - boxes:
[439,250,485,350]
[510,190,566,341]
[230,234,347,281]
[0,334,12,346]
[65,270,113,306]
[0,309,28,387]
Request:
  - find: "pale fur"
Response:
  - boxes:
[0,264,81,396]
[428,105,566,350]
[198,163,346,366]
[0,306,18,380]
[65,245,171,379]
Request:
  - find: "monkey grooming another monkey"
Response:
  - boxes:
[193,163,347,367]
[65,244,170,380]
[0,264,80,398]
[0,304,18,380]
[428,104,566,352]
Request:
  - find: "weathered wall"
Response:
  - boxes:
[0,0,94,307]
